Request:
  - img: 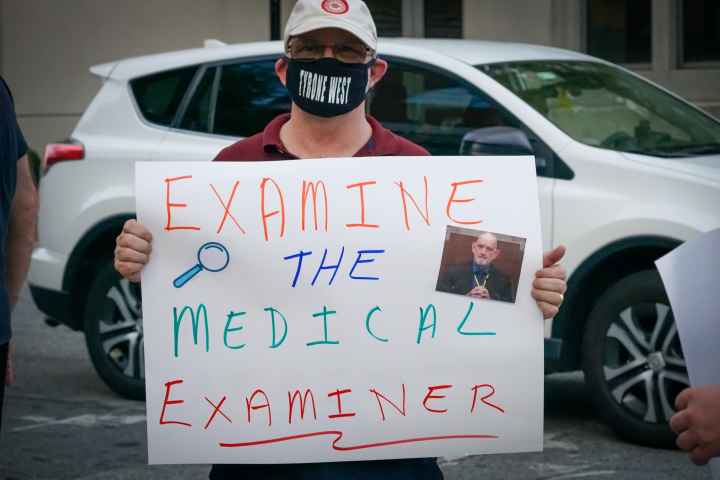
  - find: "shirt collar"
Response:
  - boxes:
[261,113,401,158]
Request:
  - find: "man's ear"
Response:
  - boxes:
[369,58,388,89]
[275,57,288,87]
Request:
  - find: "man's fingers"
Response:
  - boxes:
[689,445,713,466]
[531,289,564,307]
[123,219,153,242]
[690,443,720,466]
[543,245,566,268]
[116,232,152,255]
[536,301,559,319]
[532,278,567,294]
[114,260,144,283]
[675,387,692,411]
[669,410,690,434]
[535,264,566,280]
[115,246,149,265]
[676,430,699,451]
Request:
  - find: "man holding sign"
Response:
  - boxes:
[116,0,567,478]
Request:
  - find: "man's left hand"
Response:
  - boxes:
[532,245,567,319]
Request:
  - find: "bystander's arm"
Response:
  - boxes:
[6,155,38,308]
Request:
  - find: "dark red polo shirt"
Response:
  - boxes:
[213,113,428,161]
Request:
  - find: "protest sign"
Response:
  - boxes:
[135,155,544,464]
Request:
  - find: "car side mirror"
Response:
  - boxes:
[459,126,534,156]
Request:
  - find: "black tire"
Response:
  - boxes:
[582,269,688,448]
[84,261,146,400]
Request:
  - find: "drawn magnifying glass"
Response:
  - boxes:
[173,242,230,288]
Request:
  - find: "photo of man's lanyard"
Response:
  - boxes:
[474,271,490,289]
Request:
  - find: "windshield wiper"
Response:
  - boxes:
[665,143,720,156]
[621,148,685,158]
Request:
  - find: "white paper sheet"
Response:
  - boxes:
[656,228,720,478]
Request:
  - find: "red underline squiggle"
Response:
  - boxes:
[219,431,497,451]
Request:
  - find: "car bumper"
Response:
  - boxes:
[28,285,81,330]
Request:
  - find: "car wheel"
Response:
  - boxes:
[582,269,688,447]
[84,261,145,400]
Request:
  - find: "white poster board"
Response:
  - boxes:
[135,156,544,464]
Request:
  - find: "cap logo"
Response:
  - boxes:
[321,0,349,15]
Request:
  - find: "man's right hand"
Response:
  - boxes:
[114,219,153,283]
[467,287,489,299]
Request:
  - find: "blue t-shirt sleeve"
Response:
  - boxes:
[14,119,27,160]
[1,78,27,161]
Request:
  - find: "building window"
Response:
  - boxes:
[586,0,651,64]
[425,0,462,38]
[364,0,403,37]
[681,0,720,64]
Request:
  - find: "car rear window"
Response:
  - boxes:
[131,66,198,126]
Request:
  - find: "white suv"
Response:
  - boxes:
[29,39,720,447]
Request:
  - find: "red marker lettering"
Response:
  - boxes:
[327,388,356,419]
[396,177,430,231]
[288,389,318,424]
[164,176,200,231]
[260,177,286,241]
[210,181,245,234]
[422,384,453,414]
[246,389,272,426]
[159,378,192,427]
[345,181,379,229]
[369,384,407,422]
[301,180,329,232]
[470,384,505,414]
[446,179,483,225]
[204,395,232,430]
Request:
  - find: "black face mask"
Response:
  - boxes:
[285,57,373,118]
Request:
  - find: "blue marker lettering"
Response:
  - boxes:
[349,249,385,281]
[311,247,345,286]
[283,250,313,287]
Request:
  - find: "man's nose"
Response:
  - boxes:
[322,45,334,59]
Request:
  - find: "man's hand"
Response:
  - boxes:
[532,245,567,319]
[114,219,153,283]
[670,385,720,465]
[467,286,489,299]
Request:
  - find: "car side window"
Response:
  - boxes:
[179,67,217,133]
[368,58,558,177]
[213,59,290,137]
[131,66,198,126]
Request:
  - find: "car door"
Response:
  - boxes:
[161,57,291,161]
[368,57,558,252]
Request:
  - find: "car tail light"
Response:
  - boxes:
[43,142,84,173]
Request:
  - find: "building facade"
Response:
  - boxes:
[2,0,718,152]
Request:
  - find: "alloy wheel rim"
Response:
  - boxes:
[100,278,144,380]
[602,302,688,424]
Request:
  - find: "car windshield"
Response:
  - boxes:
[479,61,720,158]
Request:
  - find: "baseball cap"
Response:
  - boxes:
[284,0,378,52]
